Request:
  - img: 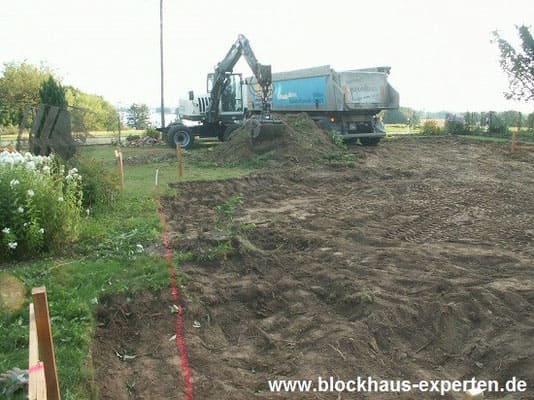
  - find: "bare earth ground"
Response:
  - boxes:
[93,137,534,399]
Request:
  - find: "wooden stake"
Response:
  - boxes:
[32,287,60,400]
[511,129,517,154]
[28,303,47,400]
[176,144,183,178]
[115,147,124,190]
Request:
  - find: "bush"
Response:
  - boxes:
[444,114,465,134]
[145,127,161,140]
[488,114,509,135]
[75,158,119,209]
[126,134,140,142]
[421,120,441,135]
[0,150,83,259]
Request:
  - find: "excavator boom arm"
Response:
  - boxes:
[207,34,272,122]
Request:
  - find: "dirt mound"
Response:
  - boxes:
[93,137,534,399]
[210,113,338,166]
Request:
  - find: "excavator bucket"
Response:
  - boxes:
[247,118,287,143]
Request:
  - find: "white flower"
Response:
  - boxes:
[57,196,64,202]
[2,227,10,234]
[25,161,36,170]
[39,228,45,234]
[136,244,144,253]
[86,208,91,216]
[23,222,28,227]
[9,179,20,187]
[7,242,18,250]
[17,206,24,213]
[27,189,35,197]
[42,166,51,174]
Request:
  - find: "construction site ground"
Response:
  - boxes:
[93,136,534,399]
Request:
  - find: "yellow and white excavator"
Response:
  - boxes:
[162,34,283,149]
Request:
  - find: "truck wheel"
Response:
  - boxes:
[166,125,194,149]
[360,137,381,146]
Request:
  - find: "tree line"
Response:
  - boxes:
[383,108,534,133]
[0,61,119,132]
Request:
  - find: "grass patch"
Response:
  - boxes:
[459,134,534,144]
[385,124,420,134]
[0,143,254,399]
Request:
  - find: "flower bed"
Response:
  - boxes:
[0,150,83,259]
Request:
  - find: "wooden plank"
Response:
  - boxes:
[30,105,46,136]
[32,287,61,400]
[28,303,47,400]
[40,106,60,139]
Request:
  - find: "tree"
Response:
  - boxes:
[126,103,150,129]
[0,61,119,132]
[527,112,534,132]
[493,25,534,102]
[383,109,408,124]
[65,87,119,131]
[39,76,67,107]
[0,62,52,126]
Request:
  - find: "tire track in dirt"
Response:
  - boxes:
[94,137,534,399]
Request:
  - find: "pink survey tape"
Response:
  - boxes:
[28,362,44,373]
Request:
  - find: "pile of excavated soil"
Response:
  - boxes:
[210,113,339,166]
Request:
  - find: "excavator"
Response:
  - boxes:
[162,34,284,149]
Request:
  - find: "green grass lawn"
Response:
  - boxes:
[0,143,253,399]
[384,124,421,134]
[459,134,534,144]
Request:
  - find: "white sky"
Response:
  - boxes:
[1,0,533,113]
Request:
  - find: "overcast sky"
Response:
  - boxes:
[1,0,533,113]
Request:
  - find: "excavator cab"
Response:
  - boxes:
[207,73,244,115]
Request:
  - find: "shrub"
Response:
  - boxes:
[75,158,119,209]
[126,134,140,142]
[328,130,346,148]
[0,150,83,259]
[421,120,441,135]
[145,127,161,140]
[444,114,465,135]
[488,114,509,135]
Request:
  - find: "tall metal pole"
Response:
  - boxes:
[159,0,165,129]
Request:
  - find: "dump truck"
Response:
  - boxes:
[247,65,399,145]
[161,34,282,149]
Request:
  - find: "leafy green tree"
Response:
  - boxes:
[39,76,67,107]
[383,107,419,125]
[527,112,534,132]
[445,113,465,134]
[493,25,534,102]
[487,111,509,134]
[0,62,52,125]
[383,109,408,124]
[126,103,150,130]
[0,61,118,132]
[0,99,11,126]
[65,87,119,131]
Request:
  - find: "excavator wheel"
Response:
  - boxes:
[166,124,195,150]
